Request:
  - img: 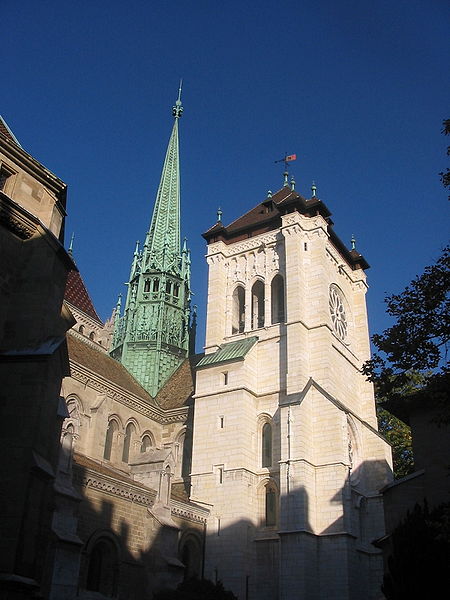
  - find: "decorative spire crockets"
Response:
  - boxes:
[110,87,192,398]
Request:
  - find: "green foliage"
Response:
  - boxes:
[153,578,238,600]
[363,245,450,415]
[377,406,413,479]
[382,502,450,599]
[440,118,450,200]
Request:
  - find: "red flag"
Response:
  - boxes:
[286,154,296,161]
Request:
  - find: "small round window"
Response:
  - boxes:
[329,284,348,341]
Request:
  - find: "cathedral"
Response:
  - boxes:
[0,91,392,600]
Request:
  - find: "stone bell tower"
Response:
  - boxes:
[110,86,192,397]
[190,177,392,600]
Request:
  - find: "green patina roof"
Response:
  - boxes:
[197,336,258,368]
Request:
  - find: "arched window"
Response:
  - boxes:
[153,279,159,292]
[86,537,118,597]
[180,535,202,581]
[89,331,95,341]
[144,279,151,292]
[122,422,136,463]
[271,274,285,324]
[232,286,245,334]
[262,422,272,468]
[265,483,277,527]
[78,324,85,334]
[140,434,153,452]
[251,280,265,329]
[103,420,118,461]
[59,424,74,473]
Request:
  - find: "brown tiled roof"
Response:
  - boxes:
[155,354,203,409]
[0,116,20,146]
[203,186,369,270]
[67,333,157,406]
[65,269,103,324]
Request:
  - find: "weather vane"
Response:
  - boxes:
[275,153,297,186]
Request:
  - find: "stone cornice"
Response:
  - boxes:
[170,499,209,524]
[75,463,156,507]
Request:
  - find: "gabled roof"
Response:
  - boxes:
[196,336,258,368]
[155,354,203,409]
[67,333,157,406]
[0,116,22,147]
[65,269,103,324]
[203,186,369,271]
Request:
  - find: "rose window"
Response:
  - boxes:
[329,285,347,341]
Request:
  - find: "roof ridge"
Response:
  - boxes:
[0,115,22,147]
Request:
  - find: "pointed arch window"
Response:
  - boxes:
[265,483,277,527]
[122,422,136,463]
[153,279,159,292]
[144,279,151,292]
[103,420,118,461]
[262,422,272,468]
[86,537,118,597]
[251,280,265,329]
[271,274,285,324]
[232,286,245,334]
[180,535,202,581]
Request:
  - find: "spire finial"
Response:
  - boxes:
[275,153,297,187]
[68,232,75,255]
[351,234,356,250]
[311,181,317,197]
[172,79,183,118]
[290,176,296,190]
[217,207,223,222]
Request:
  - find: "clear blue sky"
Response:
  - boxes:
[3,0,449,351]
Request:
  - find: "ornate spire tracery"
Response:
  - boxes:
[110,87,192,398]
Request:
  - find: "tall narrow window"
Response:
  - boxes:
[271,274,285,324]
[103,420,118,461]
[153,279,159,292]
[86,538,118,596]
[122,422,136,463]
[262,423,272,468]
[232,286,245,334]
[144,279,151,292]
[251,280,265,329]
[265,484,277,526]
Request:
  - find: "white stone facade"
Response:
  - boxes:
[191,210,392,599]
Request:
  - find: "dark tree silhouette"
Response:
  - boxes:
[382,502,450,599]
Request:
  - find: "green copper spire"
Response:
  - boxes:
[144,81,182,263]
[110,87,192,398]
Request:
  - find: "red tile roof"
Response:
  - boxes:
[65,269,103,324]
[0,116,20,146]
